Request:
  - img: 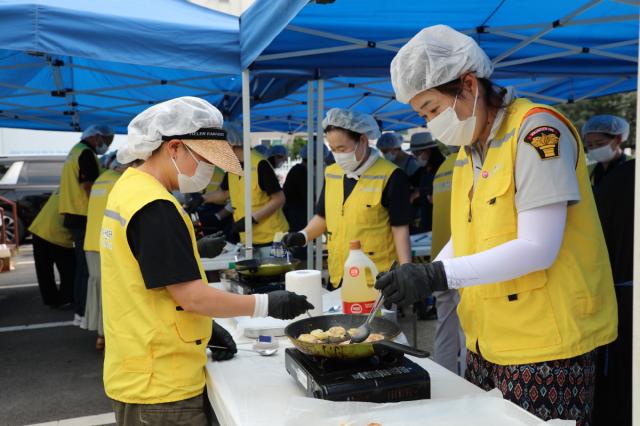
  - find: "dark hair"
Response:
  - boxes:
[324,125,362,143]
[434,77,507,111]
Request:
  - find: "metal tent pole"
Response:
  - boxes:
[242,69,253,259]
[632,35,640,426]
[315,79,324,274]
[306,81,315,269]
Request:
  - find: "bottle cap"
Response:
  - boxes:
[349,240,361,250]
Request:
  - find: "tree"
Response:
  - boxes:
[555,92,637,149]
[291,136,307,158]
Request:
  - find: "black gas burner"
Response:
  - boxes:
[227,274,285,295]
[285,348,431,403]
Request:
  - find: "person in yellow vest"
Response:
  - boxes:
[282,108,413,288]
[81,152,126,350]
[204,123,289,256]
[376,25,617,426]
[102,97,312,426]
[407,132,445,234]
[429,145,466,375]
[28,190,75,307]
[582,114,631,189]
[59,124,114,325]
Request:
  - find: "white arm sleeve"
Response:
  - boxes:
[441,202,567,289]
[434,238,454,261]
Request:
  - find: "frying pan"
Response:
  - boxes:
[284,314,430,359]
[235,257,301,277]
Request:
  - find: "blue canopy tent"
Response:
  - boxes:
[239,0,639,267]
[0,0,308,253]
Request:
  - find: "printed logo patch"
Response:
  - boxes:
[524,126,560,160]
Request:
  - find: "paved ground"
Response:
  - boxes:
[0,244,437,426]
[0,245,113,426]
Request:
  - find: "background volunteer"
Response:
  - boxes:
[59,124,113,324]
[28,189,75,308]
[376,25,618,426]
[282,108,412,287]
[407,132,445,234]
[376,132,420,180]
[204,124,288,254]
[582,114,631,189]
[81,152,125,350]
[102,97,312,426]
[267,144,289,170]
[589,115,634,426]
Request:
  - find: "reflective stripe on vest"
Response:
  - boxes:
[59,142,100,216]
[451,98,617,365]
[324,158,397,288]
[431,153,456,258]
[228,150,288,244]
[101,167,211,404]
[84,169,121,252]
[28,190,73,248]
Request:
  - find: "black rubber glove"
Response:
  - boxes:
[374,261,448,308]
[208,321,237,361]
[183,193,204,214]
[267,290,314,320]
[281,232,306,249]
[196,231,226,258]
[231,217,245,235]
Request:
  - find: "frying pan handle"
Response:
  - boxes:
[373,340,431,358]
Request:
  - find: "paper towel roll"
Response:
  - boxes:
[285,270,323,317]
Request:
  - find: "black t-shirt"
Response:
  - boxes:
[594,159,635,284]
[78,142,100,184]
[220,160,282,195]
[591,154,628,189]
[315,168,412,227]
[283,163,308,231]
[126,200,201,289]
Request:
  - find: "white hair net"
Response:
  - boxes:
[322,108,381,140]
[582,115,630,142]
[118,96,224,164]
[376,132,403,149]
[82,124,113,140]
[224,122,243,146]
[390,25,494,104]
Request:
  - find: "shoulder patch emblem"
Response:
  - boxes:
[524,126,560,160]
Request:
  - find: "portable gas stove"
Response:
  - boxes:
[285,348,431,403]
[224,272,285,295]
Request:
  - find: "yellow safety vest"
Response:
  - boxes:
[325,158,398,288]
[83,169,121,252]
[451,98,617,365]
[28,190,73,248]
[59,142,100,216]
[101,167,211,404]
[228,150,289,244]
[205,166,226,194]
[431,153,456,258]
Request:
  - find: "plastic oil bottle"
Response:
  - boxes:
[341,240,379,314]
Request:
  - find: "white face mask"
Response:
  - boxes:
[384,151,398,162]
[587,143,616,163]
[333,141,363,173]
[416,157,428,167]
[171,145,215,193]
[427,87,478,147]
[96,143,108,155]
